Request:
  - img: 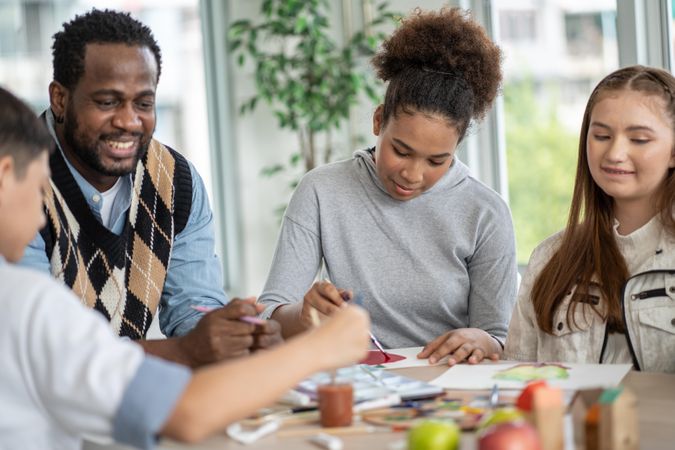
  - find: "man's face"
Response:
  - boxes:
[0,152,50,262]
[57,43,157,190]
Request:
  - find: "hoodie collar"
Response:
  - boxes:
[352,147,469,199]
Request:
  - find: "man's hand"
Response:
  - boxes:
[417,328,501,366]
[177,297,260,367]
[252,319,283,351]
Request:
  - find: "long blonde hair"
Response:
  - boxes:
[531,65,675,334]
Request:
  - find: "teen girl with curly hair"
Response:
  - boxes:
[259,7,517,366]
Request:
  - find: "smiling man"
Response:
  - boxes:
[20,9,281,367]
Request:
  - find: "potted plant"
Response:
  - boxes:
[229,0,399,208]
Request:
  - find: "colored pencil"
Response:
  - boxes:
[189,305,266,325]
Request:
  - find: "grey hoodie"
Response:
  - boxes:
[259,149,517,348]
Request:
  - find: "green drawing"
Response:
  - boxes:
[493,363,570,382]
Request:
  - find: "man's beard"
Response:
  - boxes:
[63,107,150,177]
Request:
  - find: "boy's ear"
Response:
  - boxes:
[0,156,15,199]
[49,81,69,121]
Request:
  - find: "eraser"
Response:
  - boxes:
[309,433,344,450]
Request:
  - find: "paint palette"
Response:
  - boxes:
[361,401,483,431]
[294,366,444,404]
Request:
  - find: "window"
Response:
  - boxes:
[492,0,619,266]
[500,9,537,42]
[0,0,212,195]
[565,12,607,57]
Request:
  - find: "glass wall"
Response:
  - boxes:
[0,0,212,197]
[492,0,619,265]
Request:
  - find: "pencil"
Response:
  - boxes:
[190,304,266,325]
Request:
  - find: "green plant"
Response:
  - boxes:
[229,0,399,199]
[504,78,577,264]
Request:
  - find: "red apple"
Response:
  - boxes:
[516,380,548,412]
[478,422,541,450]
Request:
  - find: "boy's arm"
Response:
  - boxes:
[9,267,369,447]
[160,306,370,443]
[12,274,188,449]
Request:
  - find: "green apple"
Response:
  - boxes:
[407,420,460,450]
[477,407,524,433]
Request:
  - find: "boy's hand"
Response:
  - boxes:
[309,305,370,369]
[417,328,501,365]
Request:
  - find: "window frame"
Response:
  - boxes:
[203,0,674,288]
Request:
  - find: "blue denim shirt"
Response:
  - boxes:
[19,110,228,337]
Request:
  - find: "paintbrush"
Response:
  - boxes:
[489,383,499,409]
[368,332,390,362]
[348,293,390,362]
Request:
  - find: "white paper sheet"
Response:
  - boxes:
[370,346,448,369]
[429,361,632,390]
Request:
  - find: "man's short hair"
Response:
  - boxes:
[52,8,162,90]
[0,87,53,178]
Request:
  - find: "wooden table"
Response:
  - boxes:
[160,366,675,450]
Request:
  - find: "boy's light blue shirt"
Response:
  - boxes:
[19,109,228,337]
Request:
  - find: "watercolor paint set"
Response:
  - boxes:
[293,365,443,404]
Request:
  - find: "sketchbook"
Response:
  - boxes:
[429,361,632,390]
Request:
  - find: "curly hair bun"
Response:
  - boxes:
[372,7,502,120]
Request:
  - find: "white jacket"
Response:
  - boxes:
[505,216,675,373]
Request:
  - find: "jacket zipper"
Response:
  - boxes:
[630,287,666,300]
[620,269,675,371]
[598,322,609,364]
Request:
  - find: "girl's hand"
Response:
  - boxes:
[417,328,501,365]
[299,280,348,326]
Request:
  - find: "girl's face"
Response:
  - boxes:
[372,106,459,201]
[587,89,675,209]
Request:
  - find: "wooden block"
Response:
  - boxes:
[585,403,600,450]
[569,388,603,447]
[531,386,564,450]
[599,387,639,450]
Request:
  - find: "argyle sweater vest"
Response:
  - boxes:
[41,140,192,339]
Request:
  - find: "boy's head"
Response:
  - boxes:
[0,87,53,262]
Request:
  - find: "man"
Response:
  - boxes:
[20,8,281,367]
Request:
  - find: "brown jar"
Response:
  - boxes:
[318,383,353,427]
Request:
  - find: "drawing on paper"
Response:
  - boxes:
[493,363,571,382]
[360,350,406,365]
